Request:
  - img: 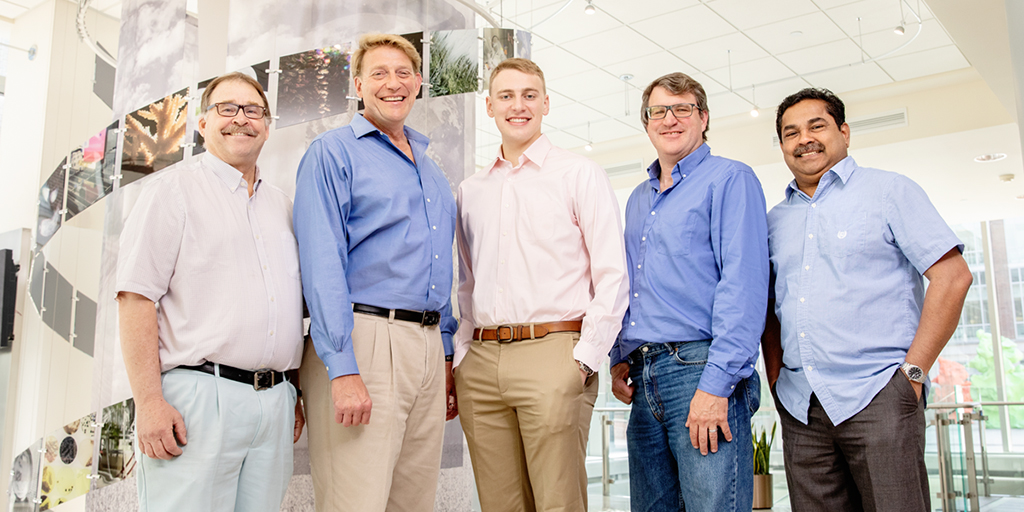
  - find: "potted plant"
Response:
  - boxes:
[753,422,776,509]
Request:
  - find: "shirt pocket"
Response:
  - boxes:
[653,212,697,257]
[277,231,302,280]
[816,212,867,258]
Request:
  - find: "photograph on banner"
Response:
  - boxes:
[39,413,96,511]
[482,28,514,89]
[9,439,42,512]
[101,121,120,189]
[73,291,98,357]
[121,88,189,187]
[36,159,66,248]
[278,45,351,128]
[516,30,532,60]
[95,398,137,490]
[429,30,478,98]
[29,252,44,315]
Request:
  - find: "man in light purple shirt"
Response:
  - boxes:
[116,72,304,512]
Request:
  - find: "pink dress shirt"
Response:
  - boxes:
[454,135,629,371]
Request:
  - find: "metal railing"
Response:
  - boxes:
[593,406,630,510]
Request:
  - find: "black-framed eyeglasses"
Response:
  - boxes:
[207,102,268,120]
[645,103,700,120]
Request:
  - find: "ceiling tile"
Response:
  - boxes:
[603,51,698,93]
[825,0,922,37]
[876,44,970,81]
[776,38,865,75]
[0,4,28,18]
[744,11,847,55]
[741,76,812,111]
[671,32,769,74]
[860,18,954,59]
[560,26,663,67]
[543,99,612,131]
[581,89,645,125]
[688,73,730,96]
[589,118,640,144]
[705,57,796,92]
[704,0,819,30]
[630,3,736,49]
[520,5,623,45]
[805,62,893,94]
[546,68,626,102]
[706,90,757,120]
[596,0,701,25]
[546,129,588,148]
[531,45,595,81]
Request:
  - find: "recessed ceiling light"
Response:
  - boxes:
[999,173,1015,183]
[975,153,1007,163]
[1016,195,1024,200]
[790,31,803,37]
[619,74,633,82]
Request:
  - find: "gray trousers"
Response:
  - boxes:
[776,370,929,512]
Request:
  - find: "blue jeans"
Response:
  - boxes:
[626,341,760,512]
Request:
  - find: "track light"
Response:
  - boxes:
[584,1,596,15]
[584,143,593,151]
[750,109,759,117]
[894,25,905,35]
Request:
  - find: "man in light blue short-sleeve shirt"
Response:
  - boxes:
[763,88,973,512]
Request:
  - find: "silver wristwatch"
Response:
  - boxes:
[900,362,925,384]
[577,360,596,377]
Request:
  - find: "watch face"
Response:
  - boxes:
[905,365,924,382]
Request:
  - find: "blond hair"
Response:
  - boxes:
[353,33,421,77]
[489,58,545,92]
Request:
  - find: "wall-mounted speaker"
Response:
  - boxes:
[1,249,18,348]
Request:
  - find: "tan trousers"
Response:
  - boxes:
[300,312,446,512]
[455,331,599,512]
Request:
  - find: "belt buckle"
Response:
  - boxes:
[421,310,440,326]
[495,325,515,343]
[254,369,274,391]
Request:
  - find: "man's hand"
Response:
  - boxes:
[136,397,187,460]
[293,395,306,442]
[445,361,458,421]
[685,389,732,456]
[610,362,634,404]
[330,374,372,426]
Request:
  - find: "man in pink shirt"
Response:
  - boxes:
[453,58,629,512]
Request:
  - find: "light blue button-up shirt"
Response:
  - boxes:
[768,156,963,424]
[293,114,457,381]
[612,143,769,398]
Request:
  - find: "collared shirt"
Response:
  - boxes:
[293,114,457,381]
[612,143,768,398]
[768,156,963,425]
[454,135,629,371]
[116,153,304,373]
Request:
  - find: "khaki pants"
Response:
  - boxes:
[300,313,446,512]
[455,331,599,512]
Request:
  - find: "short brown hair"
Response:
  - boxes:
[641,72,709,140]
[353,33,421,78]
[201,72,271,123]
[489,58,545,92]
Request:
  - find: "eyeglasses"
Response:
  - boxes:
[645,103,700,120]
[207,102,268,120]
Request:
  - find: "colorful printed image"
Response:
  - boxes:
[278,45,351,128]
[121,88,189,187]
[516,30,532,60]
[429,30,478,98]
[482,28,514,89]
[36,159,66,248]
[9,439,42,512]
[65,128,110,220]
[39,413,96,510]
[96,398,136,489]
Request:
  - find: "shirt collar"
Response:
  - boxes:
[785,155,857,200]
[351,113,430,156]
[646,143,711,190]
[203,152,260,193]
[485,134,552,174]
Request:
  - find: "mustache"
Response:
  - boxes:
[222,125,257,136]
[794,141,825,157]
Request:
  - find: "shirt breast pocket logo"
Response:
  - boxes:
[817,214,866,258]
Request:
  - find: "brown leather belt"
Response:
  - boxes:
[472,321,583,343]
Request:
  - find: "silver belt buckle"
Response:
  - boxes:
[254,369,274,390]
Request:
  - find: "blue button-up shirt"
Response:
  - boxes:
[768,156,963,424]
[293,114,457,381]
[612,144,769,398]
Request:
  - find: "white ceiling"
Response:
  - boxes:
[471,0,970,166]
[0,0,121,19]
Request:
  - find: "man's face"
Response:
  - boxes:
[198,79,269,168]
[779,99,850,189]
[645,87,707,168]
[355,46,422,131]
[486,69,549,151]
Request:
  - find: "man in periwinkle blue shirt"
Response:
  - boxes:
[292,33,457,511]
[763,88,972,512]
[609,72,768,511]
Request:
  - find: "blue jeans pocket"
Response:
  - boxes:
[746,369,761,414]
[671,340,711,366]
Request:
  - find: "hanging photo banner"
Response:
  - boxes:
[36,158,67,248]
[39,413,96,510]
[95,398,137,490]
[121,88,189,187]
[278,45,352,128]
[429,30,478,98]
[515,30,532,60]
[9,439,43,512]
[482,28,514,90]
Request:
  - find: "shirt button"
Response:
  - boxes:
[631,322,636,326]
[269,330,274,336]
[255,235,260,239]
[500,259,505,264]
[800,297,805,303]
[808,234,814,239]
[431,285,436,289]
[637,264,642,269]
[804,265,810,270]
[502,231,507,236]
[807,366,813,371]
[650,211,656,216]
[634,293,639,297]
[800,332,806,338]
[504,204,509,208]
[642,236,646,241]
[811,203,816,208]
[730,385,735,389]
[427,198,431,202]
[263,265,268,270]
[432,225,436,230]
[682,174,687,178]
[435,255,439,259]
[499,288,504,293]
[270,297,275,302]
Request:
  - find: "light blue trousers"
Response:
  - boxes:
[136,368,295,512]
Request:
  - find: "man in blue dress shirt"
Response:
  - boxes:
[763,88,972,512]
[609,72,768,511]
[292,33,458,511]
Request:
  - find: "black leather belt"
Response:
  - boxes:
[353,303,441,326]
[179,362,285,391]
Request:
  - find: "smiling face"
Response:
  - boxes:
[645,86,708,169]
[197,79,269,171]
[486,68,549,154]
[355,45,422,134]
[779,99,850,194]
